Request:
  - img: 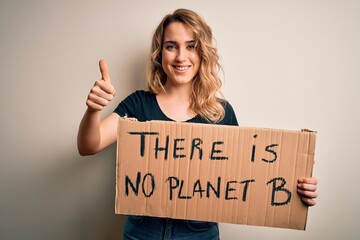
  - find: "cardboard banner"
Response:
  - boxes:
[115,118,316,230]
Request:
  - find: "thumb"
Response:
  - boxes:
[99,59,111,82]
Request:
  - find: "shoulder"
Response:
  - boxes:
[114,90,155,118]
[126,90,154,101]
[219,99,234,112]
[120,90,157,107]
[217,98,236,116]
[218,99,239,126]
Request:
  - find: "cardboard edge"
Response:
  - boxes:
[115,116,139,214]
[115,117,120,213]
[301,129,317,231]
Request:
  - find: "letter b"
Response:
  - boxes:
[267,177,291,206]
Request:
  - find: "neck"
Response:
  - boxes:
[162,81,192,102]
[156,81,196,121]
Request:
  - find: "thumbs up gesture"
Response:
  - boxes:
[86,60,116,111]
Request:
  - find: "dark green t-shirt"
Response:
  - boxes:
[114,90,238,126]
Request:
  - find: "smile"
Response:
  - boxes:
[173,65,190,71]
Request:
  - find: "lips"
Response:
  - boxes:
[173,65,190,71]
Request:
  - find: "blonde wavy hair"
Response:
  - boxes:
[147,8,225,123]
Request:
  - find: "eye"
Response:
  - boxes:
[187,44,196,50]
[165,44,177,51]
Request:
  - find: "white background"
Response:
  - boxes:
[0,0,359,239]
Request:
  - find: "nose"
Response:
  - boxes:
[175,47,187,62]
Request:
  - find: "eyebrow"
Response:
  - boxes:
[163,40,197,44]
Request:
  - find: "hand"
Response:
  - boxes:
[297,177,318,206]
[86,59,116,111]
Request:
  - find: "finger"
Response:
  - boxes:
[297,182,317,191]
[94,78,116,96]
[297,189,318,199]
[88,93,110,107]
[92,82,115,101]
[301,197,317,206]
[86,99,104,112]
[99,59,111,82]
[298,177,318,185]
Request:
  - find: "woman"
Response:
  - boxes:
[78,8,318,240]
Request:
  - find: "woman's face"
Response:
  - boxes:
[161,22,200,88]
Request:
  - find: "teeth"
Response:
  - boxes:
[175,66,189,71]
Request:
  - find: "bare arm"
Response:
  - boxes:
[77,60,118,156]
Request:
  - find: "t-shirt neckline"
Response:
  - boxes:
[152,94,199,123]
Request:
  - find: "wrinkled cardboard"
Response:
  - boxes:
[115,118,316,230]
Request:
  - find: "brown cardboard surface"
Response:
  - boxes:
[115,118,316,230]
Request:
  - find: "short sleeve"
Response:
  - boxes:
[113,90,145,118]
[221,101,239,126]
